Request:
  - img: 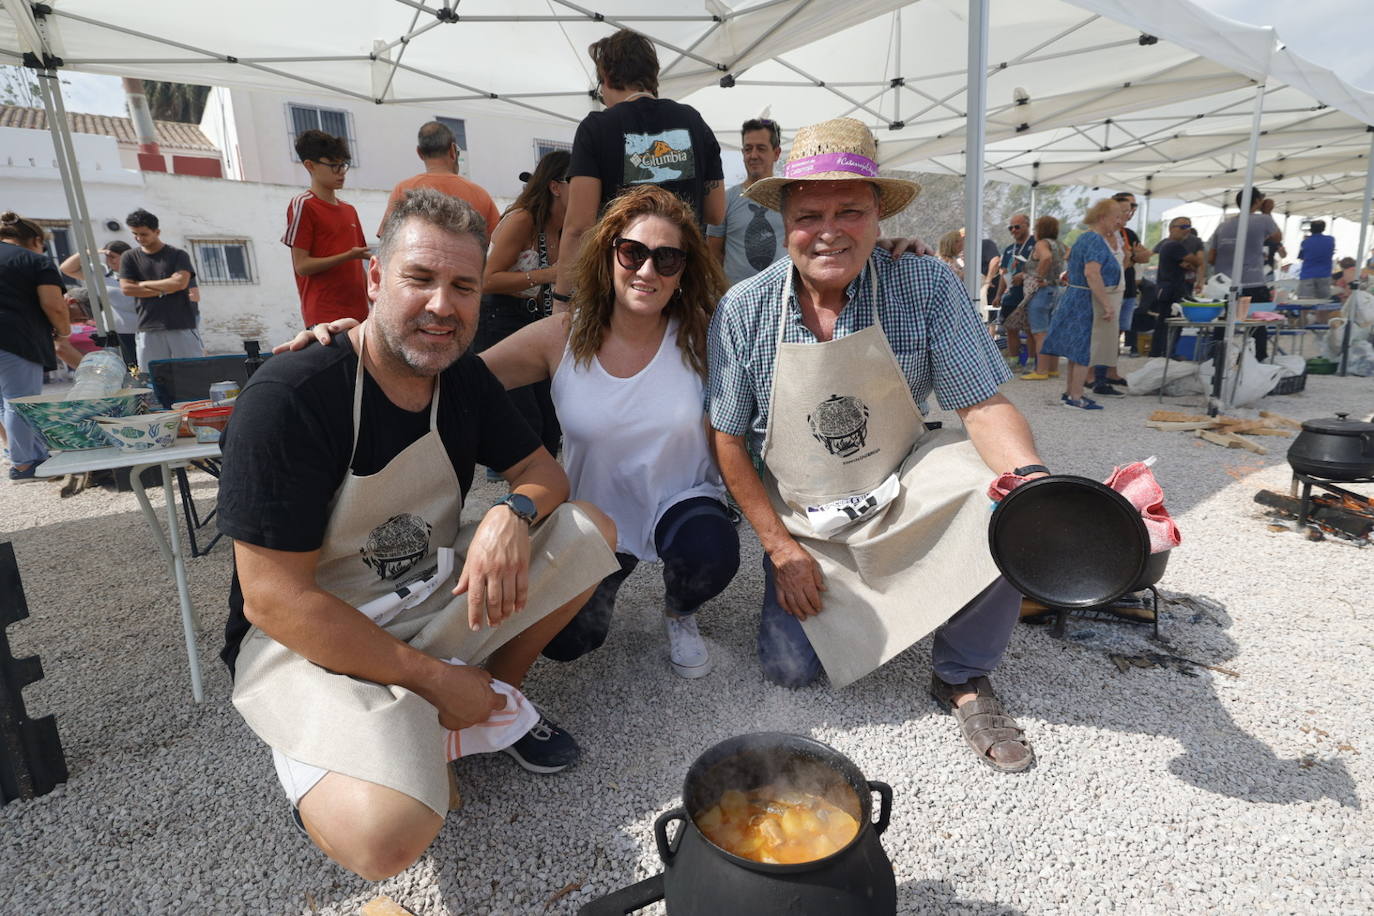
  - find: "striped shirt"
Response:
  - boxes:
[283,191,368,327]
[707,248,1011,447]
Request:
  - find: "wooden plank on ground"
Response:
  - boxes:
[361,898,417,916]
[1197,428,1242,449]
[1259,410,1303,430]
[1237,427,1292,437]
[1226,433,1268,455]
[1151,409,1211,423]
[1147,420,1219,431]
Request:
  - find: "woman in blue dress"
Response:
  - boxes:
[1042,198,1125,410]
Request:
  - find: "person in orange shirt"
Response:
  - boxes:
[377,122,502,237]
[284,130,371,327]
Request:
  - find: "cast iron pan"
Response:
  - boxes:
[989,475,1149,608]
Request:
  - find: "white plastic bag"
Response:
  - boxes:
[1198,337,1282,407]
[1272,353,1306,379]
[1201,273,1232,302]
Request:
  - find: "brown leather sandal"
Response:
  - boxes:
[930,674,1035,773]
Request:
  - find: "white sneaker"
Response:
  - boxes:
[664,615,712,679]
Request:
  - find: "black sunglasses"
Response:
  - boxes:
[1173,223,1192,230]
[612,237,687,277]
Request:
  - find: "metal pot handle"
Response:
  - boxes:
[868,781,893,835]
[575,873,665,915]
[654,807,687,863]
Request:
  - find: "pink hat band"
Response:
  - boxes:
[783,151,879,180]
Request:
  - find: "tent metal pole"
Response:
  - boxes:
[1029,162,1039,225]
[963,0,989,308]
[1211,81,1267,415]
[1339,130,1374,376]
[34,75,114,338]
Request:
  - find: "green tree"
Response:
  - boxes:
[143,81,211,123]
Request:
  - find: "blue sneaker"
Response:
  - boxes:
[1061,396,1104,410]
[8,464,40,483]
[503,714,580,774]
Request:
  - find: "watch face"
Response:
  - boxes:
[504,493,537,521]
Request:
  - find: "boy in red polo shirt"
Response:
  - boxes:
[283,130,370,327]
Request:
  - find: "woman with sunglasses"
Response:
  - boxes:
[474,149,571,457]
[483,185,738,678]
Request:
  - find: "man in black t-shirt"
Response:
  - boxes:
[118,207,203,369]
[1148,217,1204,357]
[217,189,616,881]
[552,28,725,306]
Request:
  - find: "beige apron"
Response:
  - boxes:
[761,261,1002,689]
[232,324,617,815]
[1088,243,1126,367]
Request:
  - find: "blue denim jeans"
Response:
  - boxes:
[1026,285,1058,334]
[757,556,1023,688]
[542,497,740,662]
[1118,296,1138,333]
[0,350,48,467]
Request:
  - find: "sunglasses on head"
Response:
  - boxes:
[612,237,687,277]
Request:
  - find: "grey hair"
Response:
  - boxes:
[376,188,489,267]
[416,121,455,159]
[779,181,881,216]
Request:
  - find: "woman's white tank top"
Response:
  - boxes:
[550,317,725,561]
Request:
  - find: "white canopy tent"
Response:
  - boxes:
[3,0,1372,390]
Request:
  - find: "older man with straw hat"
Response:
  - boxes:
[708,118,1046,772]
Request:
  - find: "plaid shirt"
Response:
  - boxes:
[708,248,1011,446]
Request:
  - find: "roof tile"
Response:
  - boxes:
[0,105,218,152]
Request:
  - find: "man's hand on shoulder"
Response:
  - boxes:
[274,317,361,354]
[454,505,532,631]
[877,236,935,258]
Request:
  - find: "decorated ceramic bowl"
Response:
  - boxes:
[93,411,182,452]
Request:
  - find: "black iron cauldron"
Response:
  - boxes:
[1287,412,1374,480]
[579,733,895,915]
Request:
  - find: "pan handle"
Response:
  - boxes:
[654,807,687,863]
[868,780,893,835]
[576,873,666,915]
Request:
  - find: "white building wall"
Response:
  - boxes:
[139,172,393,353]
[204,86,576,202]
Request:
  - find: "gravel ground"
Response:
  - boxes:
[1,361,1372,915]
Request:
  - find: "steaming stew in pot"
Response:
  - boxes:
[696,785,860,864]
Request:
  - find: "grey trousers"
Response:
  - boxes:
[136,329,204,370]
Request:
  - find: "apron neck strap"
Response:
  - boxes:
[349,322,442,466]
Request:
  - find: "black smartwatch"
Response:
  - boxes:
[1012,464,1050,477]
[495,492,538,526]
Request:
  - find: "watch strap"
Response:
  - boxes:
[495,493,537,525]
[1012,464,1050,477]
[549,291,572,302]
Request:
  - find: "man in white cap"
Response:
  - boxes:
[708,118,1045,773]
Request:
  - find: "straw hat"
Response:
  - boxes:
[743,117,920,219]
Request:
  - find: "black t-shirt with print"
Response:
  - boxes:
[216,332,540,674]
[119,244,198,331]
[569,96,724,225]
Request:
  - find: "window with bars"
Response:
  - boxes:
[190,239,256,285]
[435,116,468,151]
[287,104,358,165]
[534,138,573,161]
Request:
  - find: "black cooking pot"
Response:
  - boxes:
[579,733,895,915]
[1287,412,1374,481]
[989,475,1153,608]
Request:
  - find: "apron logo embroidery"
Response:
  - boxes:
[808,394,871,458]
[360,513,433,580]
